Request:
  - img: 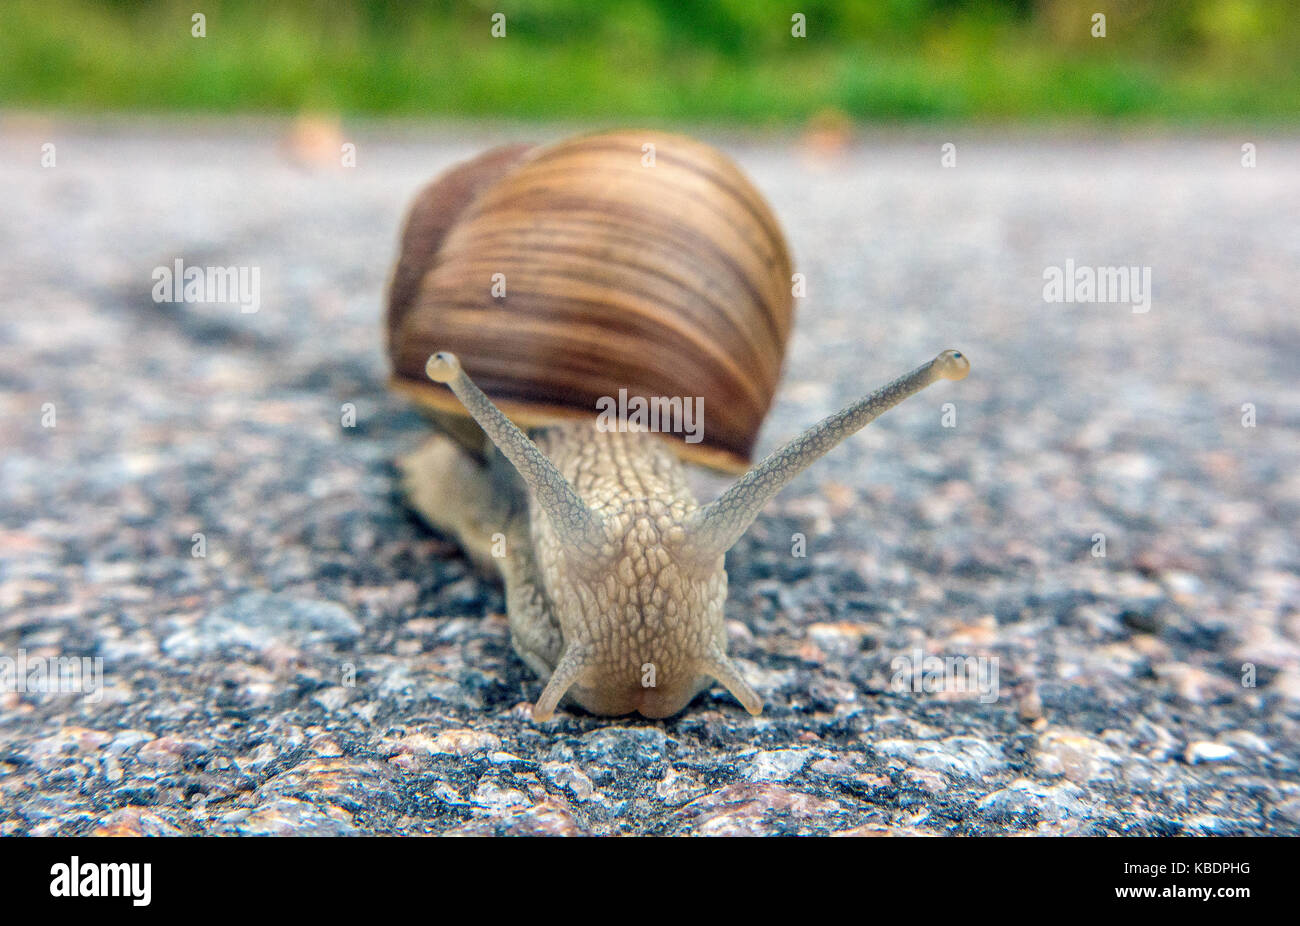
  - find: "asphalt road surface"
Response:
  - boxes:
[1,119,1297,834]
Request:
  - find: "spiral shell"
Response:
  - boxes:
[387,130,794,472]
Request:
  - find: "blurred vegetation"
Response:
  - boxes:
[0,0,1297,122]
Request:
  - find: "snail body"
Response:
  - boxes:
[388,131,969,720]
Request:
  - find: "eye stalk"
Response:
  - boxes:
[424,351,607,554]
[685,350,971,559]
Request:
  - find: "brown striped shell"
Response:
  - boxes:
[386,130,794,473]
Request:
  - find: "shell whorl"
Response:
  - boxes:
[386,130,795,472]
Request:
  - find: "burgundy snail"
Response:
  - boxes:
[386,130,969,721]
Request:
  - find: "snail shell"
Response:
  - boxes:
[386,130,794,472]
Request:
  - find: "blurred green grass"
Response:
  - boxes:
[1,0,1297,122]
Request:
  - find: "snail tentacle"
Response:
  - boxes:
[531,646,591,721]
[700,647,763,716]
[687,350,970,558]
[426,352,607,553]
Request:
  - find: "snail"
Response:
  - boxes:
[386,130,969,721]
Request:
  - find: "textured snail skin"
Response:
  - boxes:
[401,350,968,720]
